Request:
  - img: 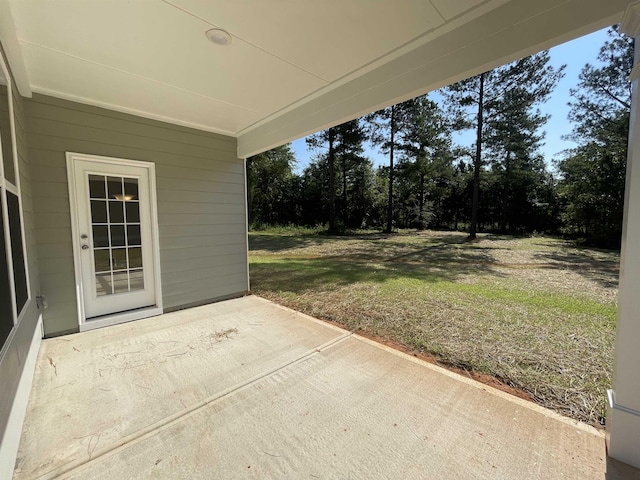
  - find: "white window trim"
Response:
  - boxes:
[0,43,31,362]
[66,152,163,330]
[5,60,31,322]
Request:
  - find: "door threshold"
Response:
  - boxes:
[80,306,163,332]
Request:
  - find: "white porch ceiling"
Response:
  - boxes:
[2,0,632,158]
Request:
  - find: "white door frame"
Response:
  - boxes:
[66,152,163,331]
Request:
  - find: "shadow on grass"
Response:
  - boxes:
[250,231,510,293]
[248,234,335,252]
[479,233,530,242]
[249,230,472,254]
[533,249,619,289]
[251,249,502,294]
[335,237,506,264]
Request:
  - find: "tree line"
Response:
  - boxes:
[247,29,632,248]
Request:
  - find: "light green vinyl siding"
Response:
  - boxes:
[26,94,248,336]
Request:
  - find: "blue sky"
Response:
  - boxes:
[290,27,611,174]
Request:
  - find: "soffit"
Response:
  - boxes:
[3,0,631,156]
[237,0,630,157]
[5,0,493,138]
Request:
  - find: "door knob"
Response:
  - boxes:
[81,245,90,250]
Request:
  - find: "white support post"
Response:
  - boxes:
[608,2,640,468]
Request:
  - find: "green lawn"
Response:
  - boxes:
[249,229,619,427]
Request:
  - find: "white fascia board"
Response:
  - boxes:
[0,0,31,97]
[621,0,640,37]
[237,0,626,159]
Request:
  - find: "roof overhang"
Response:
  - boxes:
[0,0,633,158]
[0,0,31,97]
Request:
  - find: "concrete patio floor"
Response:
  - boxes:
[13,295,640,479]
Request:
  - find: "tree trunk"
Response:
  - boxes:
[418,171,425,229]
[328,128,337,232]
[386,105,396,233]
[500,150,511,233]
[470,73,485,240]
[245,159,254,226]
[342,153,348,227]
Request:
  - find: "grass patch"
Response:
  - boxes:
[249,230,618,427]
[249,224,327,235]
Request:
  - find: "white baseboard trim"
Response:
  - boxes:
[0,314,43,479]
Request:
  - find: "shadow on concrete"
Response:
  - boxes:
[606,456,640,480]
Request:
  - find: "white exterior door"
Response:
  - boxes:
[68,154,161,326]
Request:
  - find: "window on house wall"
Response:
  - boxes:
[0,50,30,353]
[0,207,13,346]
[7,191,27,311]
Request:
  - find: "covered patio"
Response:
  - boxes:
[13,296,640,479]
[2,0,640,476]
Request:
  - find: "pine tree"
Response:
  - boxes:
[485,52,562,232]
[396,95,453,229]
[557,28,632,247]
[367,101,423,233]
[445,51,564,238]
[367,105,398,233]
[307,119,367,232]
[246,144,297,227]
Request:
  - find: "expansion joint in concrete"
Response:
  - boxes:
[35,332,353,480]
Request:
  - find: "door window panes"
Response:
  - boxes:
[92,225,109,248]
[129,247,143,269]
[94,249,111,272]
[127,225,141,246]
[129,270,144,291]
[88,174,144,296]
[111,248,127,270]
[125,202,140,223]
[113,271,129,294]
[124,178,138,199]
[110,225,125,247]
[95,272,112,297]
[88,175,106,198]
[90,200,107,223]
[109,201,124,223]
[107,176,122,198]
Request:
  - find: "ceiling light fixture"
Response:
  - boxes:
[205,28,232,46]
[113,194,136,201]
